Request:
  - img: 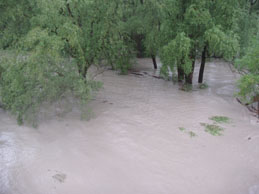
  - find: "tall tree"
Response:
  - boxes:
[142,0,163,69]
[198,0,241,83]
[160,0,211,84]
[160,0,240,84]
[0,0,133,125]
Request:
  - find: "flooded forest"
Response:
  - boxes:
[0,1,259,194]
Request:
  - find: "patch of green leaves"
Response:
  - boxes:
[199,83,208,89]
[209,116,230,124]
[189,131,197,138]
[160,32,192,81]
[235,36,259,104]
[200,123,224,136]
[179,127,186,131]
[181,83,192,92]
[179,127,197,138]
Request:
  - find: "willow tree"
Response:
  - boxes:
[141,0,163,69]
[160,0,240,84]
[235,36,259,106]
[32,0,133,77]
[235,0,259,106]
[197,0,241,83]
[198,26,239,83]
[160,32,192,81]
[0,0,131,125]
[119,0,146,58]
[118,0,163,69]
[160,0,211,84]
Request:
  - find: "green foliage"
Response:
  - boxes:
[184,2,212,41]
[189,131,197,138]
[142,0,163,57]
[209,116,231,124]
[159,64,170,80]
[205,26,239,60]
[237,3,259,56]
[235,36,259,103]
[179,127,197,138]
[0,48,100,125]
[0,0,130,125]
[0,0,35,48]
[199,83,208,89]
[200,123,224,136]
[237,75,259,103]
[181,83,193,92]
[144,30,161,57]
[159,0,240,84]
[0,0,258,125]
[179,127,186,131]
[160,32,192,79]
[115,50,133,75]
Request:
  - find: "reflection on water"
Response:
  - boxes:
[0,59,258,194]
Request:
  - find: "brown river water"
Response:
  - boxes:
[0,58,259,194]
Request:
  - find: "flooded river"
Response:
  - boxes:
[0,59,259,194]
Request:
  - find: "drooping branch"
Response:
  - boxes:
[66,3,74,18]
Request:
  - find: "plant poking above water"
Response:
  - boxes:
[209,116,230,124]
[179,127,197,138]
[179,127,186,131]
[201,123,224,136]
[189,131,197,138]
[180,83,193,92]
[199,83,208,89]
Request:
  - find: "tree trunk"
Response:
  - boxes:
[82,67,87,78]
[185,59,195,84]
[134,34,145,58]
[177,66,184,82]
[78,62,89,79]
[198,45,207,83]
[151,55,157,69]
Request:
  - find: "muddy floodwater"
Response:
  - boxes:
[0,59,259,194]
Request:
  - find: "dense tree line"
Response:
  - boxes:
[0,0,258,125]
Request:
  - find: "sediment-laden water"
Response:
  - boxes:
[0,59,258,194]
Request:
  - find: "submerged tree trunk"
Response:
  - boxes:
[185,58,195,84]
[198,45,207,83]
[151,55,157,69]
[177,66,185,82]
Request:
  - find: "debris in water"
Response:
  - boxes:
[52,173,66,183]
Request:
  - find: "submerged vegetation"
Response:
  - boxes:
[179,127,197,138]
[0,0,258,125]
[201,123,225,136]
[179,127,186,131]
[188,131,197,138]
[209,116,231,124]
[180,116,232,137]
[201,116,231,136]
[199,83,208,90]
